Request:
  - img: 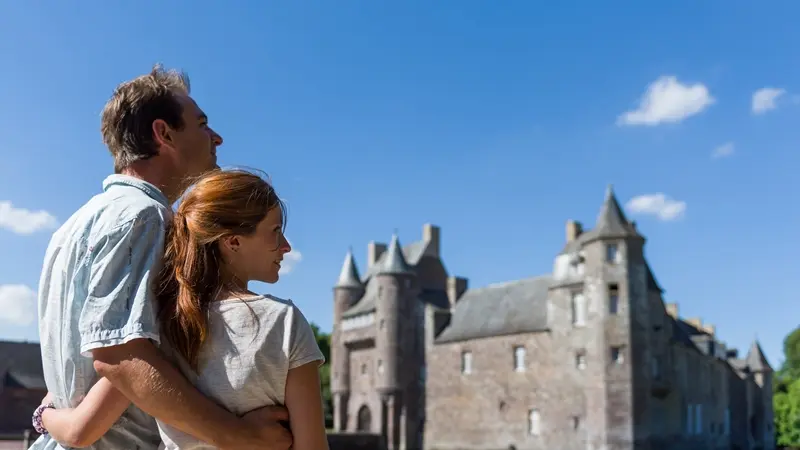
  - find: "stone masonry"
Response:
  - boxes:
[331,186,775,450]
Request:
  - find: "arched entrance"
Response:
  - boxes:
[357,405,372,432]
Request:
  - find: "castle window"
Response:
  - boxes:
[461,351,473,374]
[513,346,526,372]
[651,355,661,378]
[528,409,541,436]
[608,283,619,315]
[686,404,693,435]
[610,346,624,364]
[377,359,384,374]
[379,319,385,330]
[695,404,702,435]
[361,363,367,375]
[606,243,619,263]
[575,352,586,370]
[404,279,411,289]
[572,416,580,430]
[571,292,587,327]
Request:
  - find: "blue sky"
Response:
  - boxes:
[0,1,797,368]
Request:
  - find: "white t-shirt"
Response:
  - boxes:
[157,294,324,449]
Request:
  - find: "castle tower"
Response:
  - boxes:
[374,234,419,450]
[331,249,365,432]
[746,340,775,449]
[552,185,650,450]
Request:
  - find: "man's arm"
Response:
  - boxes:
[80,211,290,450]
[93,339,292,449]
[41,378,131,448]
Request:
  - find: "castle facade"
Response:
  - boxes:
[330,187,774,450]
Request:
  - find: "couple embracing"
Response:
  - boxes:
[29,65,327,450]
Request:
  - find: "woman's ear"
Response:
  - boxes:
[221,235,241,253]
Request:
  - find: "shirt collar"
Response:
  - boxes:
[102,174,171,208]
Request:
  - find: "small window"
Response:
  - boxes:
[514,346,526,372]
[528,409,541,436]
[651,356,661,378]
[608,283,619,315]
[404,279,412,289]
[377,359,384,374]
[606,243,619,263]
[379,319,385,330]
[686,404,694,435]
[461,351,473,374]
[575,352,587,370]
[572,416,580,430]
[571,292,587,327]
[361,363,367,375]
[611,346,624,364]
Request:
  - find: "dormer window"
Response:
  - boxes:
[606,244,619,263]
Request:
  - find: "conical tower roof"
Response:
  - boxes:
[376,233,414,275]
[594,185,638,238]
[335,248,363,288]
[745,340,772,372]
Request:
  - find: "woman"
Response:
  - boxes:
[34,169,329,450]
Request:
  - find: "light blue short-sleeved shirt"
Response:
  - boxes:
[30,175,170,450]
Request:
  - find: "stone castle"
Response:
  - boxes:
[330,186,775,450]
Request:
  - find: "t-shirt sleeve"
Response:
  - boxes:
[78,209,166,357]
[286,303,325,370]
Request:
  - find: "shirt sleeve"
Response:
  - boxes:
[78,209,166,357]
[287,303,325,370]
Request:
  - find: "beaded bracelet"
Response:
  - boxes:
[32,402,55,435]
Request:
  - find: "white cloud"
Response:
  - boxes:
[279,248,303,275]
[752,87,786,115]
[0,201,59,235]
[712,142,735,159]
[626,193,686,221]
[0,284,37,325]
[617,76,715,126]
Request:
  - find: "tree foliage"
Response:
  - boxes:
[775,326,800,447]
[310,322,333,429]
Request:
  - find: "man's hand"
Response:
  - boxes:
[220,405,292,450]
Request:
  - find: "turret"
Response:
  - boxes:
[374,233,418,394]
[331,249,364,397]
[746,340,774,449]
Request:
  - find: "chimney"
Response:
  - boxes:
[446,276,468,308]
[566,220,583,243]
[686,317,702,330]
[665,303,678,318]
[423,223,440,257]
[702,323,716,336]
[367,241,387,269]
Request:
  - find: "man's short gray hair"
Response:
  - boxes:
[101,64,191,172]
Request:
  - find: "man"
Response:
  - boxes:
[31,65,292,449]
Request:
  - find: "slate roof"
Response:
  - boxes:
[560,185,641,255]
[342,236,432,318]
[0,341,45,390]
[435,275,552,344]
[745,340,771,372]
[376,234,413,275]
[335,249,363,289]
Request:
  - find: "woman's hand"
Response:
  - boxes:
[40,392,54,406]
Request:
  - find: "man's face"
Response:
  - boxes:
[169,94,223,180]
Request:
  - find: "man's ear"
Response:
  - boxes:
[152,119,173,149]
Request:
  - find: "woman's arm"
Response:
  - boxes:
[41,377,132,448]
[284,361,329,450]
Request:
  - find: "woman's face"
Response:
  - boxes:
[224,206,291,285]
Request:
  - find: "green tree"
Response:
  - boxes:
[775,326,800,447]
[310,322,333,429]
